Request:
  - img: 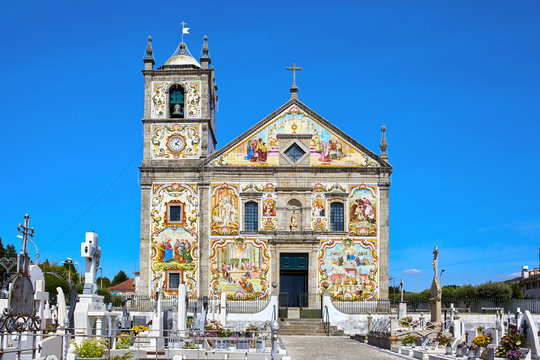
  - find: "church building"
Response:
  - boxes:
[138,31,392,307]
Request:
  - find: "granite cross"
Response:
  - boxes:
[287,63,302,87]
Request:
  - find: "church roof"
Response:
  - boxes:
[205,98,392,169]
[161,42,201,69]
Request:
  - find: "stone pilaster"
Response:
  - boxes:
[198,183,210,297]
[139,183,151,296]
[378,180,390,299]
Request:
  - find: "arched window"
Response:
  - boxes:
[244,201,258,231]
[330,202,344,231]
[169,84,185,118]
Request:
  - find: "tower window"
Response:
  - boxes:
[330,202,344,231]
[284,143,306,163]
[169,85,185,118]
[244,201,258,231]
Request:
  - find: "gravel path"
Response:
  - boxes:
[280,336,406,360]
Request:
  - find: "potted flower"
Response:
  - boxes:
[496,329,527,359]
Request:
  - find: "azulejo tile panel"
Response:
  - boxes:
[151,81,171,119]
[150,81,201,119]
[210,183,240,236]
[318,238,378,301]
[210,105,379,167]
[151,123,201,159]
[311,192,327,231]
[348,184,377,237]
[150,183,199,297]
[209,237,270,300]
[185,81,201,119]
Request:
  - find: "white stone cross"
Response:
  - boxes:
[81,232,101,294]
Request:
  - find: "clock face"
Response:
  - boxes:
[167,135,186,153]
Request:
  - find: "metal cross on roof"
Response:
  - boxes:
[287,63,302,98]
[180,21,190,43]
[287,63,302,87]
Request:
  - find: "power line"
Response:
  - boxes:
[392,247,534,273]
[41,147,142,252]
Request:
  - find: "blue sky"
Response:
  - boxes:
[1,1,539,291]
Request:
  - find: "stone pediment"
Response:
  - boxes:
[205,99,390,168]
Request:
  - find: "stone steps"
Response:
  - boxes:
[278,318,332,336]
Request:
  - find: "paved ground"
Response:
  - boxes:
[280,336,406,360]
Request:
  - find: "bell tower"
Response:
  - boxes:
[139,28,218,296]
[141,32,217,163]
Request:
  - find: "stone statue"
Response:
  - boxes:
[430,246,442,323]
[56,287,67,331]
[289,211,298,231]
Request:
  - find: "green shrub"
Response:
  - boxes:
[401,334,418,346]
[74,338,108,358]
[116,334,131,349]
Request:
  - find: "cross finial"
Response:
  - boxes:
[180,21,190,43]
[286,63,302,99]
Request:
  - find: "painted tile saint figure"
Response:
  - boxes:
[262,198,276,217]
[348,184,377,236]
[210,184,240,235]
[312,198,326,217]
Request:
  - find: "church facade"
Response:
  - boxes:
[138,33,392,305]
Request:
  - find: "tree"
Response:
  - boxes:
[0,237,18,287]
[475,281,511,306]
[44,272,70,305]
[97,277,112,288]
[112,271,129,286]
[509,282,524,299]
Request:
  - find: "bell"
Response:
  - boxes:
[172,103,183,117]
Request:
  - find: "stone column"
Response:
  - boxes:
[271,246,279,293]
[139,183,152,296]
[378,180,390,299]
[198,183,210,297]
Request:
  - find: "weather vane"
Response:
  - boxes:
[180,21,190,43]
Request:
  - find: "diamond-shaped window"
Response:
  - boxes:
[285,143,306,163]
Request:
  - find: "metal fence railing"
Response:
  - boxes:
[227,299,271,314]
[332,299,391,314]
[298,293,321,309]
[401,298,540,314]
[121,295,271,315]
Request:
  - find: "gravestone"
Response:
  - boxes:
[9,214,35,317]
[522,310,540,358]
[67,285,78,334]
[485,344,497,360]
[133,316,146,328]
